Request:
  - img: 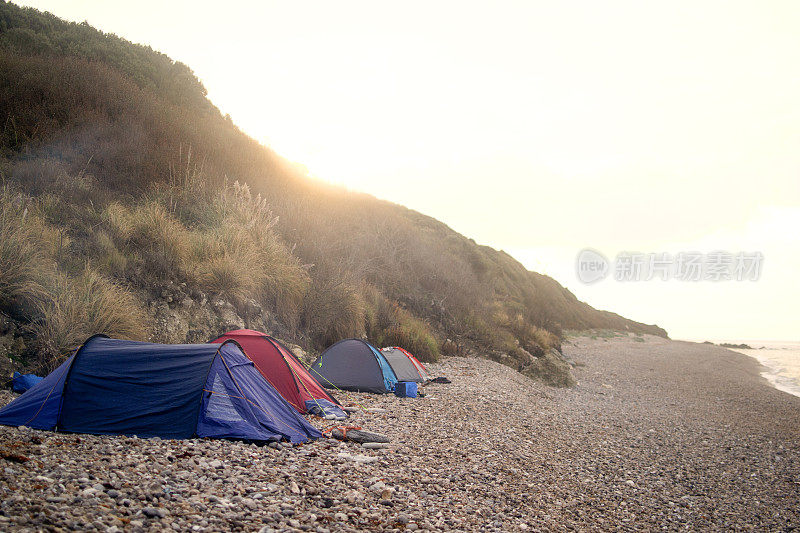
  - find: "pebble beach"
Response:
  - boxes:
[1,334,799,531]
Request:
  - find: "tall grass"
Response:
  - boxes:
[0,187,51,313]
[126,202,192,279]
[364,286,439,362]
[32,267,147,370]
[203,181,309,318]
[301,269,365,348]
[100,179,310,321]
[0,186,147,370]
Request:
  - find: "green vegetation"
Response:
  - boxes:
[0,1,667,377]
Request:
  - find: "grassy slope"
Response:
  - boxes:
[0,1,666,375]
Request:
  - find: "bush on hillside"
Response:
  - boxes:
[364,286,439,362]
[31,267,146,371]
[0,187,52,314]
[0,2,210,110]
[301,264,365,349]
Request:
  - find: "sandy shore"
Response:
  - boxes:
[1,335,798,531]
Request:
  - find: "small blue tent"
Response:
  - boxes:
[310,339,398,394]
[0,335,321,443]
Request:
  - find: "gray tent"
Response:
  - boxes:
[310,339,399,394]
[380,347,427,383]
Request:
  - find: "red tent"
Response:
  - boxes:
[210,330,346,419]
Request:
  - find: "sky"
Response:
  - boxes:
[16,0,800,341]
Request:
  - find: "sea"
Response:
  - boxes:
[726,342,800,398]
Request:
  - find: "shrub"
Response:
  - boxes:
[301,267,365,348]
[363,287,439,361]
[381,319,439,362]
[31,267,146,370]
[0,188,52,314]
[531,326,560,353]
[190,181,309,318]
[440,339,459,356]
[104,201,192,281]
[91,230,128,277]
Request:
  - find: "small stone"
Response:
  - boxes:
[361,442,390,449]
[344,490,363,504]
[209,459,223,469]
[369,482,386,493]
[142,507,166,518]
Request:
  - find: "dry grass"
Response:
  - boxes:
[0,186,146,371]
[127,202,192,279]
[91,230,128,277]
[301,268,366,348]
[206,181,309,318]
[0,188,53,313]
[100,180,310,322]
[31,267,146,371]
[364,287,440,362]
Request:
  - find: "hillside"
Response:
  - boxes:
[0,1,666,382]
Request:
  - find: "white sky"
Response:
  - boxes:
[16,1,800,341]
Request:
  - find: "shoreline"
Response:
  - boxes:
[726,344,800,399]
[1,335,798,530]
[737,353,800,399]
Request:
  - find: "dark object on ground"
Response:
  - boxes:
[329,427,391,444]
[395,381,418,398]
[429,377,452,384]
[0,448,30,463]
[12,372,43,394]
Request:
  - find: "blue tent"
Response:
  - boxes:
[0,335,321,443]
[11,372,43,393]
[310,339,398,394]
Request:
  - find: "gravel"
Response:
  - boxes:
[0,334,798,531]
